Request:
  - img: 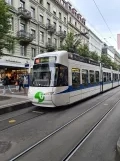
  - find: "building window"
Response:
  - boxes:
[75,21,77,27]
[80,26,81,31]
[20,23,25,30]
[10,17,14,31]
[31,29,36,39]
[40,49,44,53]
[53,22,56,29]
[20,0,25,8]
[39,0,43,5]
[69,17,71,23]
[64,30,66,35]
[40,31,44,42]
[54,38,57,46]
[20,45,26,56]
[31,7,35,18]
[48,38,51,43]
[59,25,61,31]
[40,15,43,23]
[69,6,71,10]
[60,40,62,47]
[31,48,36,58]
[47,18,50,24]
[53,8,56,15]
[64,17,66,23]
[6,0,13,5]
[59,12,61,19]
[47,2,50,11]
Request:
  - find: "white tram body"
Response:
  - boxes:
[28,51,119,107]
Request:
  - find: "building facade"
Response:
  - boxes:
[65,1,89,45]
[1,0,106,81]
[88,29,103,57]
[108,46,120,65]
[2,0,88,68]
[102,44,115,62]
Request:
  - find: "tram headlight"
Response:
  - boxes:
[45,92,54,95]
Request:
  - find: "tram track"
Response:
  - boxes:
[9,88,120,161]
[0,107,45,132]
[62,98,120,161]
[0,87,119,133]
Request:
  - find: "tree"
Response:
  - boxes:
[90,51,100,62]
[60,32,81,52]
[77,44,90,58]
[111,62,118,70]
[101,54,112,68]
[0,0,15,55]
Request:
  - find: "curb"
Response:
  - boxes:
[0,100,33,115]
[117,137,120,155]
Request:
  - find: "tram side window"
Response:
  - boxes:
[56,65,68,86]
[95,71,99,83]
[119,74,120,80]
[82,69,88,85]
[106,73,109,81]
[117,74,118,81]
[89,70,95,84]
[72,68,80,88]
[115,74,118,81]
[109,73,111,81]
[103,72,106,82]
[113,73,114,81]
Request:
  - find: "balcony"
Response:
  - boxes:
[57,31,66,39]
[46,24,56,34]
[46,42,56,52]
[17,30,34,45]
[18,7,31,20]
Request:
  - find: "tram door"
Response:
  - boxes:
[52,65,70,106]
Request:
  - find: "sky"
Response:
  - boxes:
[70,0,120,52]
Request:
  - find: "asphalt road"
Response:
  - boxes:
[13,88,120,161]
[68,100,120,161]
[0,87,120,161]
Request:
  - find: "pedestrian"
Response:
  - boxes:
[2,75,14,95]
[18,75,24,92]
[23,75,29,94]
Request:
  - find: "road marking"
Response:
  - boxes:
[104,104,108,106]
[9,119,16,123]
[32,111,43,114]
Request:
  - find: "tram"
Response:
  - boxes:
[28,51,119,107]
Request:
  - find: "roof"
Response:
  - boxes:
[35,50,68,58]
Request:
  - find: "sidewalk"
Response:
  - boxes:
[0,87,32,115]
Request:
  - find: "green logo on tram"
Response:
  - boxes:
[35,92,45,103]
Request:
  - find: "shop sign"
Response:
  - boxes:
[6,59,21,64]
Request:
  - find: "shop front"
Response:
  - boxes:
[0,56,34,85]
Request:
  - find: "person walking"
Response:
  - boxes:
[2,76,14,95]
[18,75,24,92]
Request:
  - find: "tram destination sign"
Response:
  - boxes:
[35,56,56,64]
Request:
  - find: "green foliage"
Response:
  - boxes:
[100,54,112,68]
[100,54,119,70]
[111,62,119,70]
[77,44,90,58]
[61,32,119,70]
[0,0,15,55]
[90,51,100,62]
[60,32,81,52]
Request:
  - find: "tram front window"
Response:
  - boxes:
[31,64,68,87]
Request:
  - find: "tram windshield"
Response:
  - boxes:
[30,63,68,87]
